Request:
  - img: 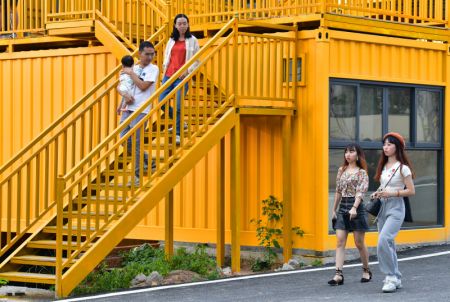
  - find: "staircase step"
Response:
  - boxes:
[27,240,93,250]
[63,210,122,218]
[102,169,133,176]
[76,196,125,204]
[43,224,108,235]
[11,255,75,267]
[0,272,55,284]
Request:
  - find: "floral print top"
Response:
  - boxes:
[336,167,369,199]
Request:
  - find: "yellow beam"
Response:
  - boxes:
[230,116,241,272]
[46,20,94,30]
[323,13,449,41]
[445,49,450,241]
[48,27,93,36]
[216,138,226,267]
[165,190,174,258]
[94,20,130,60]
[282,116,292,262]
[239,107,294,116]
[314,28,330,252]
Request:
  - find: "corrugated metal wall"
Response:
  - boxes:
[1,29,448,251]
[131,116,285,246]
[0,47,118,166]
[128,30,449,251]
[329,32,446,85]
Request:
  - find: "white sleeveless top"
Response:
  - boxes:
[381,161,412,191]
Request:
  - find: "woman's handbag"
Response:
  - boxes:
[366,165,401,217]
[366,198,381,216]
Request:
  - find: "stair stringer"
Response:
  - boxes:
[95,19,131,60]
[59,107,238,296]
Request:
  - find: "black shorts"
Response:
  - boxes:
[334,197,369,232]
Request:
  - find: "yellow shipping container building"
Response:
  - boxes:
[0,0,449,297]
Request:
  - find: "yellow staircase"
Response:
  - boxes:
[0,11,298,297]
[45,0,168,58]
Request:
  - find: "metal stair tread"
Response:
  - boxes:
[63,210,120,217]
[0,272,55,284]
[27,240,93,250]
[43,224,109,234]
[11,255,75,266]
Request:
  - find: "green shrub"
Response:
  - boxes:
[250,195,304,272]
[73,244,219,296]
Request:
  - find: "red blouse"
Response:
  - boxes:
[165,40,187,77]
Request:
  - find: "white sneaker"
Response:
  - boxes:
[168,122,188,133]
[382,276,398,293]
[394,278,402,289]
[126,176,140,187]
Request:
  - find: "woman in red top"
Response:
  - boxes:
[160,14,200,144]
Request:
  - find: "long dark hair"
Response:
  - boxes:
[374,135,415,181]
[341,143,368,172]
[171,14,192,41]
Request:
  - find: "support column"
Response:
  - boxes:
[314,28,330,252]
[165,190,174,258]
[444,46,450,239]
[230,116,241,272]
[282,116,293,262]
[216,138,226,267]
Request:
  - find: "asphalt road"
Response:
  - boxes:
[64,244,450,302]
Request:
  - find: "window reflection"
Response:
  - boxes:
[388,87,411,142]
[416,90,440,144]
[330,85,356,141]
[360,86,383,142]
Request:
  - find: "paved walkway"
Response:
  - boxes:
[62,243,450,302]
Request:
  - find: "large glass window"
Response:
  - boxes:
[329,80,443,232]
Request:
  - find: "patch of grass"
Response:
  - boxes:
[73,244,219,296]
[0,279,8,286]
[249,257,273,272]
[311,259,323,267]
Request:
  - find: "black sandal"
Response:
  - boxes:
[328,268,344,286]
[361,267,372,283]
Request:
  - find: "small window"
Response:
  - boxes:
[283,57,303,83]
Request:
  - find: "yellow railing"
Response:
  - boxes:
[169,0,321,24]
[0,0,46,36]
[54,18,297,295]
[169,0,448,26]
[1,0,448,38]
[326,0,447,24]
[95,0,168,49]
[46,0,96,22]
[0,25,167,258]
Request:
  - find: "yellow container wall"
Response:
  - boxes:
[130,116,285,247]
[128,30,450,252]
[1,30,448,253]
[329,32,446,85]
[0,47,118,167]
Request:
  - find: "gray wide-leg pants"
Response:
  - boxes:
[377,197,405,279]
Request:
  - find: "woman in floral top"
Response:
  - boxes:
[328,143,371,286]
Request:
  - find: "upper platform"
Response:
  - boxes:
[0,0,448,53]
